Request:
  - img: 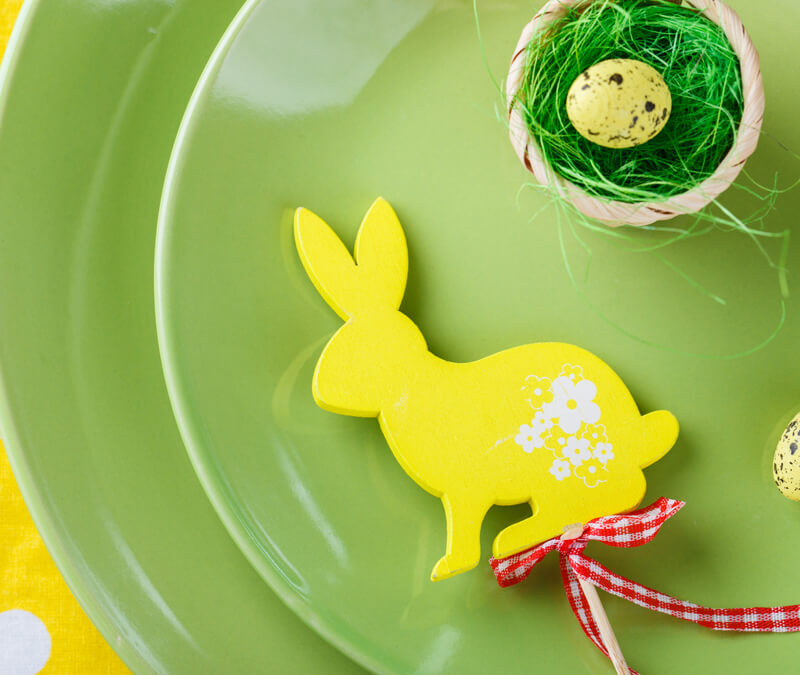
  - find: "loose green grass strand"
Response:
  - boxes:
[555,202,788,360]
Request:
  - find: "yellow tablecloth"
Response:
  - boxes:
[0,3,131,673]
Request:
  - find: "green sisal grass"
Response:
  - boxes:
[514,0,745,202]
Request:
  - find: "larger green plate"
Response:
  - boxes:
[155,0,800,673]
[0,0,368,672]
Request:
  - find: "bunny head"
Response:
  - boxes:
[295,199,426,416]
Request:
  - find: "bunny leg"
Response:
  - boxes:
[492,502,551,559]
[430,493,491,582]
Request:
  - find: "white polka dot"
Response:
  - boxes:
[0,610,51,675]
[533,388,542,396]
[589,466,596,474]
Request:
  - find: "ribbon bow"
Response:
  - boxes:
[491,498,800,674]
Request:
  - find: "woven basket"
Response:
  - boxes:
[506,0,764,226]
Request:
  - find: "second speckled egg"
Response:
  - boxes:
[566,58,672,149]
[774,412,800,501]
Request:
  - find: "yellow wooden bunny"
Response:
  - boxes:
[295,198,678,581]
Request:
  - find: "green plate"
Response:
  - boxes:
[0,0,368,672]
[156,0,800,672]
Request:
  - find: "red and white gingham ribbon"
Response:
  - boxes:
[490,498,800,674]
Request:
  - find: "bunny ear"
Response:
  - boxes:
[354,198,408,311]
[294,207,360,320]
[294,199,409,318]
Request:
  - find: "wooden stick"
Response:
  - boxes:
[576,575,630,675]
[561,525,629,675]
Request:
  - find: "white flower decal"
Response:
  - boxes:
[514,423,544,454]
[560,364,583,381]
[522,375,553,409]
[546,376,601,434]
[514,364,614,490]
[513,412,554,454]
[581,423,608,444]
[575,458,607,488]
[593,442,614,465]
[549,458,571,481]
[562,436,592,466]
[532,410,553,434]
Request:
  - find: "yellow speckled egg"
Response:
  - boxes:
[566,58,672,149]
[774,412,800,501]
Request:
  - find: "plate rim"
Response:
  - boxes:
[0,1,153,673]
[154,1,390,673]
[0,1,354,672]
